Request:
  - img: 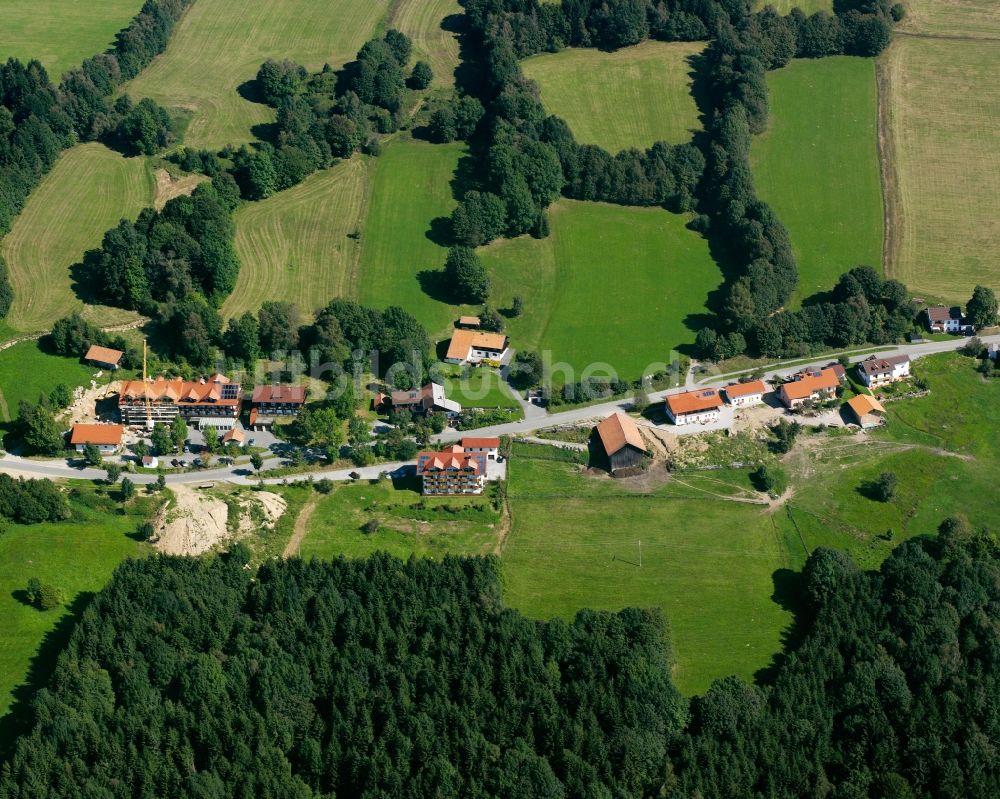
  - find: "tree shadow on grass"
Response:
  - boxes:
[753,568,814,687]
[417,270,454,305]
[0,591,96,760]
[68,250,108,309]
[426,216,454,248]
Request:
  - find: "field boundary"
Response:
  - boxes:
[875,54,901,280]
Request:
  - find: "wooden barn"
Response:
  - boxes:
[594,412,648,473]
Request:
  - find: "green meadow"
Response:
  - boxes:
[522,41,703,152]
[751,56,883,304]
[0,0,142,76]
[0,341,101,425]
[480,200,723,380]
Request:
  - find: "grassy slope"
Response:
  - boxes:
[883,35,1000,301]
[388,0,463,88]
[522,41,703,152]
[753,0,831,12]
[751,56,883,305]
[297,479,501,560]
[480,199,722,379]
[126,0,392,150]
[0,341,100,424]
[2,143,153,333]
[356,138,474,338]
[0,0,141,77]
[224,157,372,319]
[0,489,155,718]
[503,448,796,695]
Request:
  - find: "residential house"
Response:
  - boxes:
[926,305,965,333]
[84,344,124,370]
[416,445,487,495]
[444,330,509,365]
[70,424,124,453]
[461,436,500,461]
[856,354,911,388]
[778,367,842,410]
[665,388,724,425]
[248,384,306,430]
[846,394,887,429]
[594,413,649,473]
[118,375,241,429]
[391,383,462,418]
[723,380,767,407]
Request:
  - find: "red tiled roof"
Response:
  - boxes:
[666,388,723,416]
[251,384,306,404]
[724,380,766,399]
[84,344,123,365]
[595,412,647,455]
[461,437,500,449]
[69,424,124,446]
[780,368,840,401]
[445,329,508,361]
[119,376,240,406]
[416,449,486,475]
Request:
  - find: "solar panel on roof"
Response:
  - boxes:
[221,385,240,399]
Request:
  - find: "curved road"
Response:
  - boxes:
[1,334,995,486]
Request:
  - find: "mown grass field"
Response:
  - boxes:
[881,35,1000,302]
[356,138,474,338]
[502,445,798,695]
[0,341,101,424]
[896,0,1000,39]
[0,0,142,76]
[126,0,392,150]
[522,41,703,152]
[751,56,883,305]
[0,488,156,720]
[388,0,462,88]
[224,157,372,319]
[296,479,502,560]
[439,368,520,409]
[480,199,723,380]
[753,0,831,12]
[2,143,153,334]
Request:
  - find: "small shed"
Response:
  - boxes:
[846,394,886,429]
[457,316,481,329]
[84,344,124,370]
[594,412,648,473]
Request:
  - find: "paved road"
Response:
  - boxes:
[2,334,995,486]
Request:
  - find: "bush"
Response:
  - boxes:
[869,471,897,502]
[362,519,380,535]
[26,577,64,610]
[314,479,334,494]
[408,60,433,89]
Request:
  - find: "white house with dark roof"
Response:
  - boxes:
[856,355,911,388]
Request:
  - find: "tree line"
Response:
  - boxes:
[0,551,686,797]
[4,521,1000,797]
[0,0,195,320]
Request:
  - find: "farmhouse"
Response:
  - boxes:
[595,412,648,473]
[416,445,488,495]
[778,367,841,410]
[723,380,767,407]
[665,388,723,425]
[391,383,461,418]
[461,436,500,461]
[69,424,124,454]
[84,344,124,370]
[856,354,911,388]
[845,394,887,429]
[926,305,964,333]
[445,329,509,365]
[118,375,241,429]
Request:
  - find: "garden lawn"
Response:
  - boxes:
[503,446,797,695]
[2,143,153,334]
[0,0,142,76]
[522,41,703,152]
[356,138,475,338]
[0,341,101,425]
[297,479,503,560]
[480,199,723,381]
[125,0,392,150]
[0,488,156,722]
[751,56,883,305]
[438,368,520,409]
[224,157,372,319]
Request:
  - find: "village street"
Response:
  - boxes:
[1,333,997,486]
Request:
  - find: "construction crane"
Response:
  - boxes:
[143,339,153,431]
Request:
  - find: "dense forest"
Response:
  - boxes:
[3,523,1000,798]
